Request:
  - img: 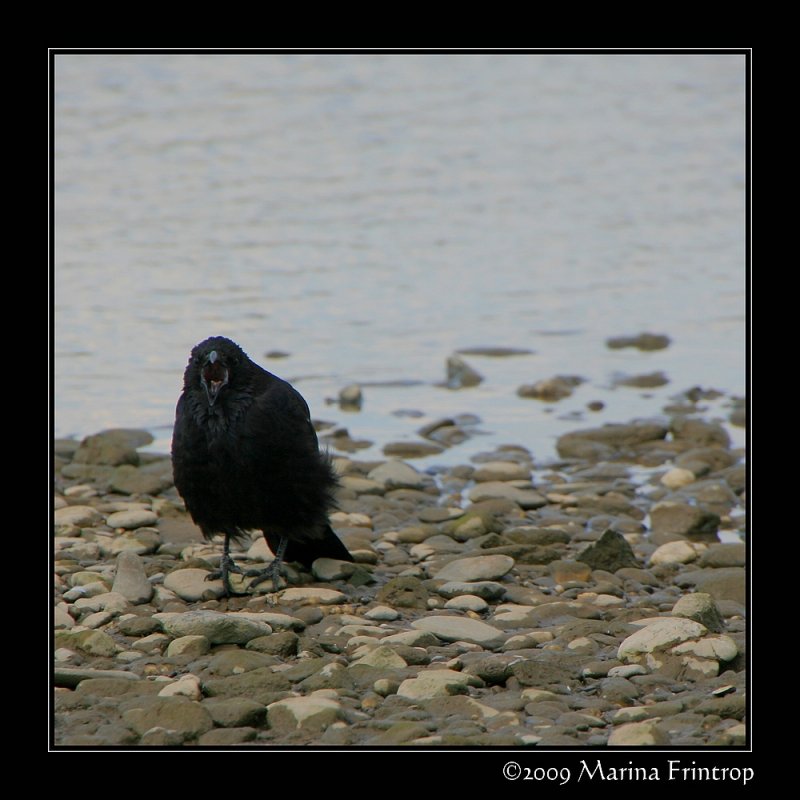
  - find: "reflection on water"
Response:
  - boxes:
[55,53,746,463]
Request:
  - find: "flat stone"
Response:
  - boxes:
[122,696,213,739]
[198,727,258,745]
[436,581,506,601]
[377,576,429,609]
[163,568,225,601]
[618,618,707,661]
[674,567,746,605]
[650,501,720,538]
[106,509,159,530]
[54,667,141,689]
[363,605,400,621]
[472,461,531,482]
[311,558,358,582]
[111,551,154,604]
[671,635,738,662]
[649,540,699,566]
[444,595,489,613]
[367,460,429,490]
[411,615,506,649]
[397,669,478,700]
[73,431,143,466]
[158,674,202,700]
[110,465,173,496]
[433,555,515,583]
[467,482,546,509]
[202,698,267,728]
[55,505,103,527]
[549,560,592,584]
[382,441,445,458]
[267,695,344,732]
[381,630,440,648]
[660,467,696,489]
[608,720,671,745]
[155,610,272,644]
[279,587,347,606]
[698,543,746,568]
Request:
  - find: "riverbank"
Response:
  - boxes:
[53,408,746,747]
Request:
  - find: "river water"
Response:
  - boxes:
[54,53,746,465]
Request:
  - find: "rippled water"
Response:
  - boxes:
[54,53,746,463]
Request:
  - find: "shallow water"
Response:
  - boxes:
[54,53,746,464]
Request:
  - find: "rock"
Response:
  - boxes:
[671,635,738,662]
[122,696,213,739]
[54,505,103,527]
[577,529,639,572]
[397,669,478,700]
[166,635,211,658]
[110,465,172,496]
[698,543,746,568]
[444,595,489,613]
[367,460,429,490]
[363,605,400,621]
[471,461,531,482]
[139,727,185,746]
[456,346,533,357]
[608,720,671,745]
[549,560,592,584]
[339,384,363,410]
[267,695,344,732]
[436,581,506,601]
[650,501,720,539]
[606,333,670,351]
[377,576,429,609]
[618,618,707,661]
[369,721,431,745]
[649,540,699,566]
[411,615,506,649]
[517,376,582,401]
[445,355,483,389]
[158,674,202,700]
[467,482,546,509]
[382,630,440,648]
[202,698,266,728]
[511,657,582,687]
[280,587,347,606]
[155,610,272,645]
[106,508,158,530]
[246,632,299,657]
[382,441,445,458]
[674,568,746,605]
[434,554,515,583]
[660,467,696,489]
[198,727,258,745]
[671,593,725,633]
[351,645,408,670]
[54,667,141,689]
[203,668,292,700]
[73,430,145,466]
[557,423,668,459]
[311,558,357,582]
[207,650,277,675]
[671,418,730,447]
[111,551,154,604]
[163,568,225,601]
[614,371,669,388]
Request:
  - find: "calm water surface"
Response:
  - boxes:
[54,54,746,464]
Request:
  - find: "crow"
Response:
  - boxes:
[171,336,353,595]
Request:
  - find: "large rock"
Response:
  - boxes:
[671,592,725,633]
[367,460,429,490]
[411,615,506,649]
[557,423,668,459]
[154,610,272,644]
[163,568,225,601]
[55,505,103,527]
[267,695,344,732]
[122,696,212,739]
[111,551,154,604]
[467,482,546,509]
[673,567,745,605]
[650,501,720,539]
[397,669,479,700]
[73,429,149,466]
[618,618,707,661]
[433,554,515,583]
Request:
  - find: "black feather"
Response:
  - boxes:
[171,336,352,570]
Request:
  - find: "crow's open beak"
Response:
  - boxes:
[202,353,229,406]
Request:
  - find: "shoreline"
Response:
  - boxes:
[53,408,746,747]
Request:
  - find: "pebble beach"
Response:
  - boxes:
[52,375,747,749]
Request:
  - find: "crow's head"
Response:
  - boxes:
[185,336,247,407]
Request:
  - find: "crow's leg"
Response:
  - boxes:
[246,535,288,592]
[205,533,246,596]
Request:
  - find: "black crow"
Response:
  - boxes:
[171,336,353,595]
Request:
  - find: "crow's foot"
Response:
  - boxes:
[245,563,285,593]
[206,554,247,597]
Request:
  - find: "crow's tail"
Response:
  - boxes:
[265,524,353,567]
